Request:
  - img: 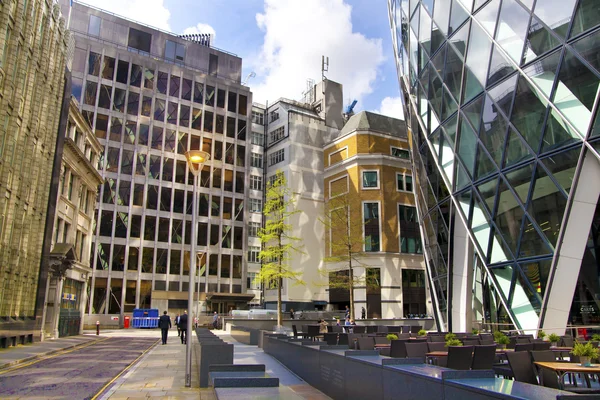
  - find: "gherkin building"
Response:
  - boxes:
[388,0,600,334]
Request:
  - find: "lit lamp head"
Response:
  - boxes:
[185,150,210,177]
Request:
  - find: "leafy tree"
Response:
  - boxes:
[320,192,372,321]
[256,170,304,327]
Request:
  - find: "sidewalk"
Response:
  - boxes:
[0,329,330,399]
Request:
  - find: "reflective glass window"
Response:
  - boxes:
[84,81,97,106]
[181,78,192,101]
[479,95,508,166]
[504,126,533,167]
[88,52,101,76]
[116,60,128,84]
[541,108,581,152]
[98,84,111,109]
[510,74,547,152]
[463,22,492,103]
[473,0,500,36]
[102,56,115,80]
[141,95,151,116]
[449,0,469,35]
[457,117,477,176]
[113,88,126,113]
[194,81,203,103]
[495,0,529,63]
[144,68,154,89]
[157,72,168,94]
[571,0,600,38]
[130,64,142,87]
[127,92,139,116]
[523,17,561,65]
[154,99,165,121]
[494,178,524,253]
[540,147,580,194]
[487,45,515,88]
[533,0,577,39]
[433,0,451,35]
[205,85,215,107]
[169,75,180,98]
[167,101,178,125]
[110,117,123,143]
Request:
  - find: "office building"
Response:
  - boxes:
[388,0,600,333]
[63,0,253,324]
[0,0,70,344]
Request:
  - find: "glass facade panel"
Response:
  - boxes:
[463,23,492,103]
[533,0,577,39]
[495,0,529,63]
[510,74,547,152]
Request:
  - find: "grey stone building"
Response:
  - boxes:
[61,0,253,326]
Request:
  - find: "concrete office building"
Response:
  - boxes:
[62,0,253,325]
[388,0,600,333]
[42,97,103,339]
[0,0,70,345]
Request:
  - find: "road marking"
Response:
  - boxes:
[0,337,111,375]
[91,339,160,400]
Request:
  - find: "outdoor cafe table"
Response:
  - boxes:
[426,349,514,364]
[534,361,600,390]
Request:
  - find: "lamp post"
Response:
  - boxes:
[184,149,209,388]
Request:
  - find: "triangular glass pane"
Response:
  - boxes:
[454,161,471,191]
[522,17,561,65]
[504,127,533,168]
[540,146,581,195]
[449,0,469,36]
[552,48,600,136]
[591,106,600,138]
[422,0,434,14]
[520,259,552,303]
[540,108,582,153]
[431,129,442,159]
[409,0,419,16]
[434,0,452,36]
[458,117,478,176]
[464,23,493,101]
[448,20,470,58]
[471,192,493,254]
[572,29,600,75]
[464,68,484,105]
[487,73,518,117]
[429,70,444,116]
[512,269,542,315]
[533,0,577,39]
[510,75,548,153]
[489,227,513,264]
[505,162,534,204]
[473,0,488,12]
[457,0,474,13]
[411,4,420,35]
[419,65,430,95]
[475,144,498,180]
[494,178,524,253]
[443,112,458,145]
[473,0,500,36]
[570,0,600,38]
[523,50,561,99]
[495,0,529,63]
[476,177,498,214]
[527,163,568,246]
[444,45,464,101]
[419,5,433,56]
[480,95,508,166]
[487,45,516,88]
[457,189,472,221]
[441,88,459,121]
[462,94,484,131]
[490,265,515,304]
[431,22,445,53]
[517,216,553,258]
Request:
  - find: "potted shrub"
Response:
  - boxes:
[386,333,398,341]
[472,328,479,335]
[591,334,600,342]
[496,334,510,350]
[493,331,505,342]
[571,342,599,367]
[538,330,546,340]
[548,333,561,347]
[446,338,463,347]
[445,333,457,342]
[418,329,427,336]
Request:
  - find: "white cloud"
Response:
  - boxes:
[251,0,385,105]
[374,96,404,120]
[80,0,171,31]
[183,23,217,43]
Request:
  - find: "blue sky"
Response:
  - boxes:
[81,0,404,119]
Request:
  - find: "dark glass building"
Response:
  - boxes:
[388,0,600,334]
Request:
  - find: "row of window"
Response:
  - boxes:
[363,203,422,254]
[361,170,413,192]
[270,126,285,143]
[269,149,284,166]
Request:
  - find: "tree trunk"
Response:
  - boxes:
[277,275,282,327]
[348,250,355,321]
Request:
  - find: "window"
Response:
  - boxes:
[270,109,279,122]
[67,172,74,201]
[362,170,379,189]
[249,198,262,213]
[269,149,284,166]
[63,222,71,243]
[248,246,260,263]
[250,175,262,190]
[248,222,260,237]
[267,174,278,188]
[128,27,152,54]
[208,54,218,76]
[251,131,264,146]
[363,202,380,252]
[397,173,413,192]
[88,15,101,36]
[247,272,261,290]
[391,147,410,159]
[269,126,285,143]
[165,39,185,62]
[252,111,264,125]
[251,152,263,168]
[79,188,88,211]
[399,205,422,254]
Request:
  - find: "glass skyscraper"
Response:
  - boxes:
[388,0,600,333]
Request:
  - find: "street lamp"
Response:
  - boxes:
[184,149,209,388]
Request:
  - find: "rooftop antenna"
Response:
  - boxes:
[242,71,256,86]
[321,55,329,95]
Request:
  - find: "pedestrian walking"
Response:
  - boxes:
[179,311,188,344]
[158,310,171,345]
[175,313,181,337]
[212,311,219,329]
[345,305,350,319]
[289,308,295,319]
[361,307,366,319]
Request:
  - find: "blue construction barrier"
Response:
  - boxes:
[132,308,159,328]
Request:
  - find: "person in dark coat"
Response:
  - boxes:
[179,311,188,344]
[361,307,366,319]
[158,311,171,345]
[175,313,181,337]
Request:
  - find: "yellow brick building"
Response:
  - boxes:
[323,111,431,319]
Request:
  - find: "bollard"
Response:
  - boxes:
[96,320,100,335]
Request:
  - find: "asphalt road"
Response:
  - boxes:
[0,336,157,400]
